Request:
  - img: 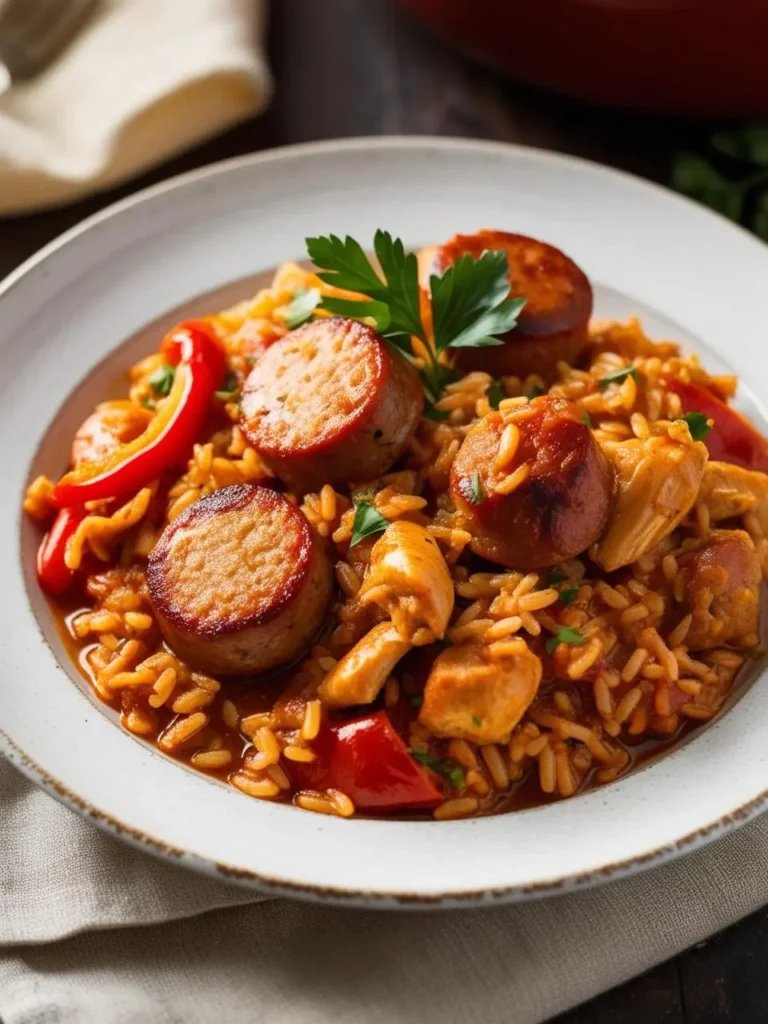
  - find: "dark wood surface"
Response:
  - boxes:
[1,1,765,1020]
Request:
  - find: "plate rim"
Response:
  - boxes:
[4,135,768,909]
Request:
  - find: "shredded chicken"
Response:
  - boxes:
[419,640,542,744]
[698,461,768,534]
[319,521,454,708]
[592,433,708,572]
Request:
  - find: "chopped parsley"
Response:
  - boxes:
[471,715,483,727]
[349,501,389,547]
[148,363,175,397]
[598,366,639,389]
[523,383,545,399]
[546,626,588,655]
[581,411,593,428]
[214,370,240,402]
[410,695,424,708]
[141,396,157,411]
[411,750,465,790]
[466,471,485,506]
[306,231,526,409]
[546,568,567,586]
[422,399,450,422]
[487,378,504,410]
[559,587,579,606]
[677,411,712,442]
[281,288,321,329]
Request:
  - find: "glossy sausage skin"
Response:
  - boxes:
[450,396,613,569]
[239,317,423,494]
[148,484,333,676]
[420,230,593,382]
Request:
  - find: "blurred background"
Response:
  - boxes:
[2,1,768,1021]
[2,0,768,277]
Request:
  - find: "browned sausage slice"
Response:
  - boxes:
[450,396,613,569]
[147,484,333,676]
[677,529,761,650]
[239,317,423,494]
[420,230,593,382]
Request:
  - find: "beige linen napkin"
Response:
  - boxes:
[0,0,271,215]
[1,757,767,1023]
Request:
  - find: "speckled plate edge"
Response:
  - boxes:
[2,136,768,909]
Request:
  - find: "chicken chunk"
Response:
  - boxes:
[592,433,708,572]
[419,641,542,744]
[678,530,761,650]
[318,522,454,708]
[698,461,768,535]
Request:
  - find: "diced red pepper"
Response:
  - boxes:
[52,321,227,508]
[36,506,88,595]
[666,377,768,473]
[286,710,443,812]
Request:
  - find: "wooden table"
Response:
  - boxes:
[2,2,765,1020]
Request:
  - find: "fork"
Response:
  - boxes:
[0,0,98,97]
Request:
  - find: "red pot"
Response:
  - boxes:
[399,0,768,118]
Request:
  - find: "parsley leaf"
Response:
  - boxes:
[373,230,423,339]
[466,471,485,506]
[546,568,566,585]
[306,235,386,297]
[430,251,524,351]
[671,152,745,222]
[349,501,389,547]
[487,378,504,410]
[581,412,593,428]
[282,288,321,329]
[148,364,175,397]
[677,411,712,442]
[711,125,768,166]
[214,370,239,402]
[471,715,483,727]
[598,366,638,389]
[546,627,588,655]
[320,296,391,333]
[559,588,579,606]
[141,396,157,411]
[524,383,545,399]
[411,750,465,790]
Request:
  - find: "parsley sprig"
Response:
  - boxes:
[546,626,588,656]
[306,231,526,408]
[677,411,712,442]
[349,500,389,548]
[411,750,465,790]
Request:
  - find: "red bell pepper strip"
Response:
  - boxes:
[286,710,443,812]
[52,321,226,508]
[666,377,768,474]
[36,506,88,596]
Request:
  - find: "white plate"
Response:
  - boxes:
[3,138,768,908]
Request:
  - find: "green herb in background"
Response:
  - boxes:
[214,370,240,402]
[487,378,504,410]
[672,125,768,240]
[349,500,389,547]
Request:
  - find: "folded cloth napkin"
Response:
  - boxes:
[0,0,271,215]
[1,757,767,1024]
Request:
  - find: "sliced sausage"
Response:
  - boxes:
[147,484,333,676]
[239,317,423,493]
[71,402,152,467]
[450,396,613,569]
[419,641,542,744]
[677,529,761,650]
[420,230,593,382]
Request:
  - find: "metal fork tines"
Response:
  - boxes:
[0,0,98,86]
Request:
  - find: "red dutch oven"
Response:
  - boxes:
[399,0,768,118]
